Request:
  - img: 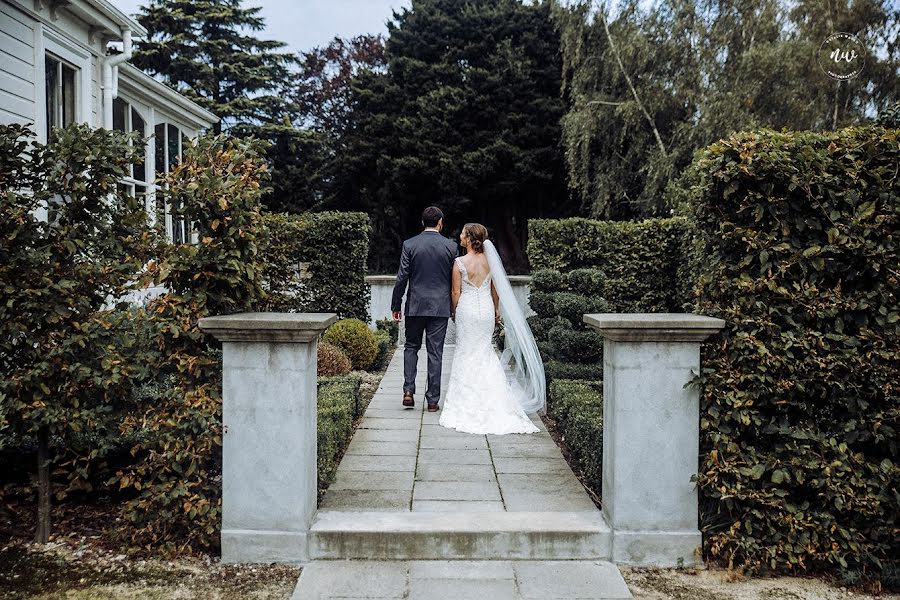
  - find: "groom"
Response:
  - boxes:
[392,206,459,412]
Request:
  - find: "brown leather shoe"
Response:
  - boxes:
[402,392,414,408]
[427,403,439,413]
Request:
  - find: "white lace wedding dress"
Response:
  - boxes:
[439,257,539,435]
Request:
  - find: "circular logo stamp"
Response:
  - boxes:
[817,32,865,80]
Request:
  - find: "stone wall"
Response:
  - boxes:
[366,274,535,345]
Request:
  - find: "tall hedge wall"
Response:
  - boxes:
[264,212,370,319]
[689,126,899,581]
[526,217,689,381]
[529,217,689,312]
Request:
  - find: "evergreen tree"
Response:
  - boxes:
[133,0,297,136]
[133,0,302,209]
[342,0,572,272]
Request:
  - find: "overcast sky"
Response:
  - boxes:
[113,0,411,54]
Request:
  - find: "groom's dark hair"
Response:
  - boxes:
[422,206,444,227]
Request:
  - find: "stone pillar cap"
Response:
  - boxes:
[583,313,725,342]
[199,312,338,343]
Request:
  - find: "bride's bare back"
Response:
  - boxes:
[458,252,491,288]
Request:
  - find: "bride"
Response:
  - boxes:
[439,223,545,435]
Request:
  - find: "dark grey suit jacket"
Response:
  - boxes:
[392,231,459,317]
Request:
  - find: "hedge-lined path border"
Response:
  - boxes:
[319,346,596,513]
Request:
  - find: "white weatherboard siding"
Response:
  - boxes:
[0,0,216,139]
[0,2,36,125]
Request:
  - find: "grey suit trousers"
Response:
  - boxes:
[403,316,449,406]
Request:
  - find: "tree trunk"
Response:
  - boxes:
[35,427,51,544]
[832,80,840,130]
[597,2,668,158]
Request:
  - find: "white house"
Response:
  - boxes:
[0,0,218,243]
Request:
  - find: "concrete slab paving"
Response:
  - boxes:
[351,429,419,443]
[303,348,632,598]
[318,490,411,512]
[412,480,502,501]
[514,561,633,599]
[318,345,604,513]
[345,440,418,456]
[415,463,497,482]
[330,471,414,491]
[407,577,518,600]
[293,560,632,600]
[337,455,416,472]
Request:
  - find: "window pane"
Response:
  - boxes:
[154,123,166,178]
[62,64,76,126]
[167,124,180,170]
[113,98,126,132]
[45,56,60,131]
[172,199,185,244]
[155,188,166,216]
[132,108,146,182]
[134,183,147,205]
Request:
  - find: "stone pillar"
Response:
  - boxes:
[198,312,337,564]
[583,313,725,567]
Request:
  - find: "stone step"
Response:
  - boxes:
[309,510,612,561]
[292,559,633,600]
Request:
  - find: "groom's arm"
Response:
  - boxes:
[391,241,411,320]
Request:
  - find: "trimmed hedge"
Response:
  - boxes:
[317,374,363,489]
[371,330,392,371]
[527,217,689,383]
[264,211,370,319]
[544,360,603,382]
[528,217,688,313]
[689,126,899,581]
[548,379,603,493]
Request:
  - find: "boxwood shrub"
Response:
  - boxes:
[546,325,604,364]
[548,379,603,493]
[264,211,370,319]
[376,318,400,345]
[323,318,378,371]
[689,126,899,581]
[317,374,363,490]
[528,216,689,313]
[371,330,392,371]
[544,360,603,382]
[527,217,689,385]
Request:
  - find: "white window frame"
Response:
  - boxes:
[112,96,152,198]
[38,27,92,142]
[154,120,194,244]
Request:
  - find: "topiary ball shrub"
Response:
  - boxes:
[324,318,378,371]
[376,317,399,345]
[318,341,352,377]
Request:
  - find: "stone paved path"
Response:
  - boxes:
[319,347,597,513]
[294,559,632,599]
[294,346,631,599]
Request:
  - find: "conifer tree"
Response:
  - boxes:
[133,0,297,137]
[342,0,572,271]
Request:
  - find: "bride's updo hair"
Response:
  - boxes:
[463,223,488,253]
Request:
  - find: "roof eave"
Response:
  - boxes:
[119,64,220,129]
[64,0,148,39]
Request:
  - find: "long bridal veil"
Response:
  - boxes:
[483,240,546,414]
